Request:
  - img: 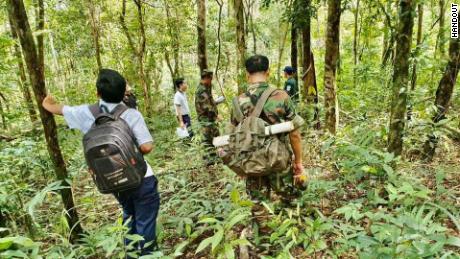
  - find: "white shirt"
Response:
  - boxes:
[62,99,154,177]
[173,91,190,116]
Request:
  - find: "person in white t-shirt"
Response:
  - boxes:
[173,78,194,137]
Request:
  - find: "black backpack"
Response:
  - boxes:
[83,103,147,194]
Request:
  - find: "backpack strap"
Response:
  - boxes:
[251,87,277,118]
[232,97,244,123]
[110,103,129,119]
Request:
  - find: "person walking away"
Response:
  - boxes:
[283,66,299,103]
[174,78,193,137]
[195,69,220,165]
[231,55,305,238]
[42,69,160,256]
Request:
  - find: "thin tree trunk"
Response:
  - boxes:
[435,0,446,58]
[387,0,415,156]
[7,0,83,241]
[35,0,44,70]
[249,0,257,54]
[234,0,246,92]
[353,0,359,66]
[87,0,103,70]
[277,23,289,88]
[0,98,6,130]
[301,1,319,129]
[410,3,423,91]
[9,15,38,123]
[380,0,396,66]
[291,26,298,83]
[423,38,460,160]
[215,0,225,96]
[324,0,341,134]
[197,0,208,73]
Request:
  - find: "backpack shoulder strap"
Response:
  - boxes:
[251,87,277,118]
[232,96,244,123]
[89,103,101,118]
[110,103,129,119]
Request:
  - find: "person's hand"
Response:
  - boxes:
[42,94,57,106]
[293,162,304,175]
[179,121,186,129]
[217,114,223,122]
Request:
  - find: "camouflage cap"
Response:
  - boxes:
[201,69,214,78]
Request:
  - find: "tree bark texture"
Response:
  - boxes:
[324,0,341,134]
[7,0,83,242]
[387,0,415,156]
[197,0,208,73]
[291,26,298,83]
[234,0,246,92]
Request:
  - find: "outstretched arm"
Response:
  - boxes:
[42,95,64,115]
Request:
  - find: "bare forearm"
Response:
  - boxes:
[289,129,302,164]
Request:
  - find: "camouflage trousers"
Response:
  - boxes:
[199,121,219,164]
[246,171,300,235]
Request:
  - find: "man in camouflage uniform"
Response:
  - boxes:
[283,66,299,103]
[230,55,305,236]
[195,69,220,164]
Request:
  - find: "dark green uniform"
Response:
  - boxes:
[284,77,299,103]
[231,82,304,230]
[195,83,219,159]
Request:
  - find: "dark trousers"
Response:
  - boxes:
[114,175,160,256]
[182,114,194,137]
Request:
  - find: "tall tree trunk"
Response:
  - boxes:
[387,0,415,156]
[353,0,360,67]
[410,3,423,91]
[7,0,83,241]
[435,0,446,58]
[87,0,103,71]
[9,15,38,123]
[234,0,246,92]
[423,38,460,161]
[35,0,44,69]
[301,1,319,129]
[324,0,341,134]
[249,0,257,54]
[291,26,298,83]
[380,0,395,66]
[197,0,208,73]
[276,22,289,88]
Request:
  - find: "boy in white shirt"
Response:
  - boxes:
[42,69,160,255]
[173,78,193,137]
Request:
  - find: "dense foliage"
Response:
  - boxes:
[0,0,459,258]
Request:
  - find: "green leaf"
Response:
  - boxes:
[196,236,213,254]
[223,243,235,259]
[173,241,189,257]
[446,236,460,247]
[225,213,249,230]
[211,226,224,252]
[198,217,219,224]
[0,237,15,251]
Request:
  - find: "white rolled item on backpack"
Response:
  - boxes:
[213,121,295,147]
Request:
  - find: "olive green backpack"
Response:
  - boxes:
[221,87,292,177]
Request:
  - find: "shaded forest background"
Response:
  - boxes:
[0,0,460,258]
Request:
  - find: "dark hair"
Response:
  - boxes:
[96,69,126,103]
[174,78,185,89]
[245,55,269,74]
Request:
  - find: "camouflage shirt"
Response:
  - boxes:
[231,82,303,127]
[195,83,218,123]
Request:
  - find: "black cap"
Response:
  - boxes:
[283,66,295,74]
